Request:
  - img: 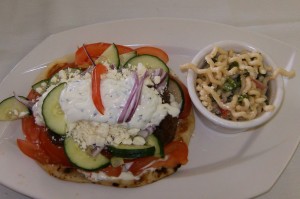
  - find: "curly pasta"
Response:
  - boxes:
[181,47,296,121]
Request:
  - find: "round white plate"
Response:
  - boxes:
[0,18,299,199]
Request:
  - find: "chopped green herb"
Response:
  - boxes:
[238,94,248,102]
[223,76,241,92]
[229,61,239,70]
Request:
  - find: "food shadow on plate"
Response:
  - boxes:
[173,110,279,178]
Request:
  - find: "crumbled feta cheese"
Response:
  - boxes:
[18,111,28,118]
[68,121,144,150]
[144,77,154,86]
[127,128,140,136]
[35,87,43,94]
[50,76,58,83]
[153,76,161,84]
[122,138,133,145]
[41,82,47,87]
[58,70,67,80]
[132,136,146,146]
[13,109,18,116]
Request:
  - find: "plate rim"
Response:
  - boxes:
[0,17,299,199]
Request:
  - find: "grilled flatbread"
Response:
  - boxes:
[25,44,195,187]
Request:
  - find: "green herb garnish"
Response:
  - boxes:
[229,61,239,70]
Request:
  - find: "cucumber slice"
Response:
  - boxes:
[0,96,30,121]
[146,134,164,158]
[32,79,49,95]
[49,68,81,85]
[124,54,169,73]
[107,144,155,159]
[119,51,137,67]
[168,78,184,112]
[110,157,124,167]
[98,43,120,68]
[42,83,67,135]
[64,137,110,171]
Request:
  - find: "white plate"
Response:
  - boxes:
[0,18,299,199]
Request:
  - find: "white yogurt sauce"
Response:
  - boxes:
[79,170,140,181]
[59,71,180,130]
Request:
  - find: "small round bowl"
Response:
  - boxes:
[187,40,284,133]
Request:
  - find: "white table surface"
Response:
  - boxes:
[1,0,300,198]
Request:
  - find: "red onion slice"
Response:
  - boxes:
[117,72,139,123]
[126,71,149,122]
[91,146,104,157]
[81,44,97,75]
[118,71,149,123]
[13,92,34,110]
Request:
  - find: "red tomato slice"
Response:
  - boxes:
[135,46,169,64]
[39,131,71,166]
[27,89,40,101]
[17,139,51,164]
[92,64,108,115]
[101,165,122,177]
[128,156,159,176]
[22,116,46,144]
[75,43,133,66]
[129,141,188,175]
[163,140,188,165]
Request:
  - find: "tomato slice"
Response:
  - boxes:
[27,89,40,101]
[39,131,71,166]
[21,115,70,165]
[101,165,122,177]
[92,64,108,115]
[135,46,169,64]
[162,140,188,165]
[75,43,133,66]
[128,156,159,175]
[17,139,51,164]
[22,116,46,144]
[171,76,192,119]
[129,141,188,175]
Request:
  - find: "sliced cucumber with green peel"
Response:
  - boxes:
[49,68,81,85]
[98,43,120,68]
[42,83,67,135]
[124,54,169,73]
[64,137,110,171]
[168,78,184,112]
[32,79,49,94]
[0,96,30,120]
[107,144,155,159]
[146,134,164,158]
[119,51,137,67]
